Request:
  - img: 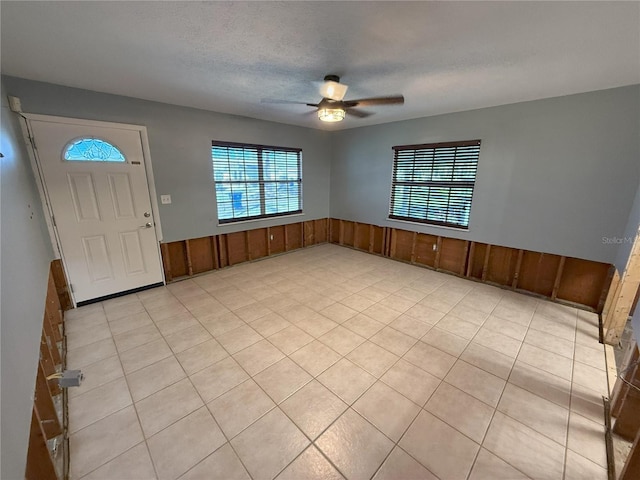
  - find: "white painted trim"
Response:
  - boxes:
[17,116,60,257]
[22,113,149,132]
[21,112,167,300]
[137,127,163,243]
[216,212,305,228]
[18,115,78,305]
[386,217,470,232]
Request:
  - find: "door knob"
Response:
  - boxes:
[140,222,153,229]
[144,212,151,217]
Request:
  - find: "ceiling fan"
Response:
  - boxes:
[264,75,404,123]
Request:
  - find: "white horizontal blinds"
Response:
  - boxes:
[262,149,301,216]
[390,140,481,229]
[212,141,302,223]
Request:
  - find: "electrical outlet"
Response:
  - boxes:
[270,235,274,240]
[58,370,84,388]
[160,194,172,205]
[432,244,438,251]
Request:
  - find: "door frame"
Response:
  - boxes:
[19,113,165,306]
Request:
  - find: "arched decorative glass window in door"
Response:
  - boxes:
[63,138,126,162]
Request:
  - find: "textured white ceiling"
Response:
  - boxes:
[1,1,639,130]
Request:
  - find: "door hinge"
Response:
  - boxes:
[51,215,56,227]
[69,284,74,293]
[29,135,37,151]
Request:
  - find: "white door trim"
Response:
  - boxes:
[20,112,165,306]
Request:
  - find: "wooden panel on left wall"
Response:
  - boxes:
[26,260,70,480]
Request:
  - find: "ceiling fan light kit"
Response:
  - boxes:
[318,107,346,122]
[263,74,404,124]
[320,75,349,101]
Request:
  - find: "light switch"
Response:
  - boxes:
[160,194,172,205]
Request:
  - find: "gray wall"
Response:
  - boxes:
[1,76,332,243]
[1,80,55,479]
[331,85,640,264]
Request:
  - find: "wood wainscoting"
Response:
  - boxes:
[159,217,613,313]
[329,219,612,312]
[160,219,329,282]
[25,260,70,480]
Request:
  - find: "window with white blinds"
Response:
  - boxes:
[212,141,302,224]
[389,140,481,229]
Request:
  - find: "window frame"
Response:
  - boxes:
[388,139,481,230]
[212,140,303,224]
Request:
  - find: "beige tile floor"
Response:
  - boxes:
[65,244,610,480]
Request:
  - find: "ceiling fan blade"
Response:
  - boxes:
[346,108,374,118]
[344,95,404,107]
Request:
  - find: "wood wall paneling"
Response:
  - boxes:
[285,223,303,250]
[393,229,414,262]
[157,219,612,313]
[40,335,61,397]
[304,221,315,246]
[247,229,269,260]
[342,220,355,247]
[314,219,328,244]
[517,252,562,297]
[226,232,248,265]
[557,258,611,309]
[467,243,488,279]
[330,218,341,244]
[25,409,57,480]
[486,246,517,286]
[354,222,370,251]
[46,271,63,330]
[26,261,67,480]
[269,225,286,254]
[160,243,172,281]
[217,235,229,268]
[439,238,468,275]
[50,259,71,311]
[34,362,61,439]
[187,237,216,274]
[167,241,189,278]
[42,318,61,366]
[371,226,385,255]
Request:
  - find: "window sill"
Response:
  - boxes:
[217,212,305,227]
[386,217,469,232]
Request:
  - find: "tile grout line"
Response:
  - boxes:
[562,310,579,480]
[72,300,160,480]
[464,297,537,480]
[152,281,264,480]
[67,244,603,480]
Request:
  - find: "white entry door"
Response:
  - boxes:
[29,118,164,304]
